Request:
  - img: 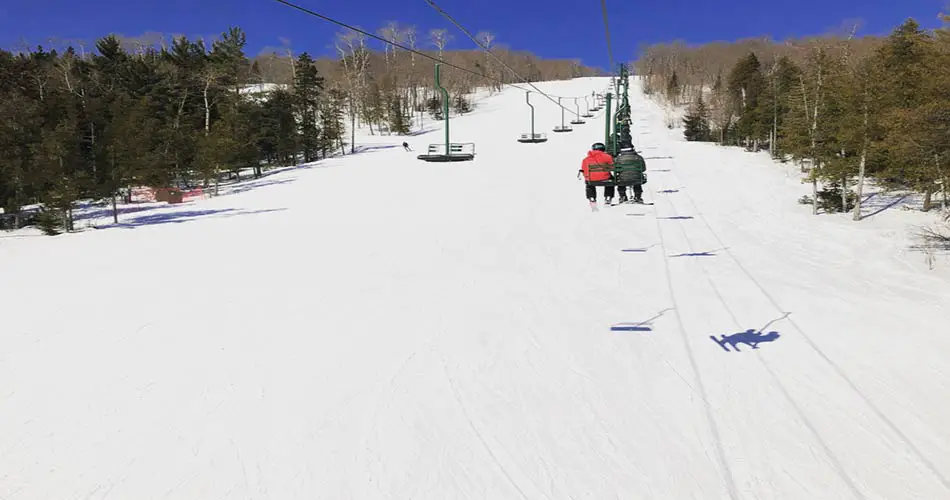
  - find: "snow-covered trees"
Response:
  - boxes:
[0,22,599,233]
[652,15,950,218]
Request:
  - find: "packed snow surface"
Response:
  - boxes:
[2,77,949,499]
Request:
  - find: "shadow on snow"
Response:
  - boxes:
[611,308,673,333]
[106,208,287,229]
[670,250,717,257]
[711,329,782,352]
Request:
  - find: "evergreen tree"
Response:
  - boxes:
[320,87,347,157]
[103,94,159,220]
[452,93,471,114]
[388,93,411,134]
[666,71,680,105]
[728,53,767,148]
[683,94,711,141]
[258,88,297,166]
[876,19,946,210]
[361,83,385,134]
[293,52,323,162]
[759,56,801,158]
[426,95,443,120]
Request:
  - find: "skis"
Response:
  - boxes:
[588,199,652,211]
[620,199,653,206]
[588,199,651,211]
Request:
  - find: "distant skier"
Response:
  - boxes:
[402,142,412,152]
[580,142,615,206]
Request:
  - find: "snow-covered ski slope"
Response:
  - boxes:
[2,77,950,499]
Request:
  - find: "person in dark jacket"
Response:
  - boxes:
[614,148,646,203]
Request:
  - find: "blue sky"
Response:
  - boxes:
[1,0,946,69]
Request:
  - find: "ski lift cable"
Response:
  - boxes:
[421,0,584,117]
[600,0,616,74]
[271,0,537,93]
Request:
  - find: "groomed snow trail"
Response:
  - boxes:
[2,77,949,499]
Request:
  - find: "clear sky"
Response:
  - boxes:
[1,0,946,68]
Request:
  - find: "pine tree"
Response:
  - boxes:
[876,19,946,210]
[388,93,411,134]
[666,71,680,105]
[210,27,249,101]
[728,53,767,149]
[784,46,848,214]
[258,88,297,166]
[452,93,471,114]
[683,94,710,141]
[320,87,347,157]
[426,95,443,120]
[293,52,323,162]
[759,56,801,158]
[103,94,159,222]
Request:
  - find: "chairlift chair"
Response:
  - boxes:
[582,97,595,118]
[417,142,477,162]
[553,97,574,133]
[518,91,549,143]
[570,98,586,125]
[417,63,475,163]
[518,133,548,143]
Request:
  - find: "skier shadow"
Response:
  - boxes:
[711,329,781,352]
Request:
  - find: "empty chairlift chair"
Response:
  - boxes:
[582,96,595,118]
[417,63,476,162]
[518,91,548,143]
[417,142,477,162]
[552,97,573,133]
[570,98,586,125]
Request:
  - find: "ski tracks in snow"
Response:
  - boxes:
[648,152,865,499]
[641,122,950,498]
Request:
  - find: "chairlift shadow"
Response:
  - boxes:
[622,243,657,253]
[711,329,781,352]
[670,250,717,257]
[611,308,673,333]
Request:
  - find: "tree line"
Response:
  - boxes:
[637,16,950,230]
[1,25,598,234]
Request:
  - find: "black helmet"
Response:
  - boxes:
[591,142,606,151]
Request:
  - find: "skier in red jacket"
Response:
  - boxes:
[580,142,615,204]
